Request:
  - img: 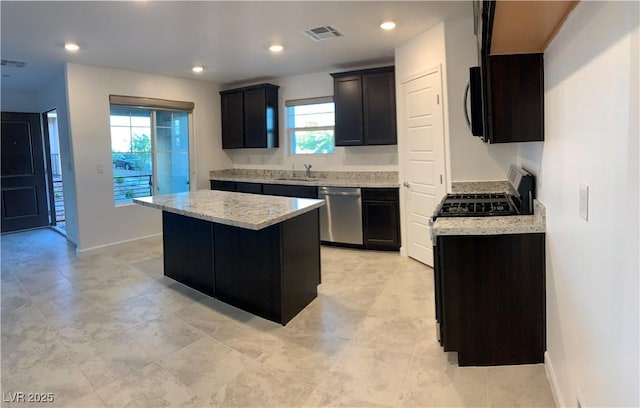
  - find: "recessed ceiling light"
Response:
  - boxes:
[269,44,284,53]
[64,42,80,52]
[192,66,204,73]
[380,21,396,31]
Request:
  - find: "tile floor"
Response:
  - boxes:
[1,228,555,407]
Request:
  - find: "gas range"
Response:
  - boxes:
[433,166,535,220]
[437,193,517,217]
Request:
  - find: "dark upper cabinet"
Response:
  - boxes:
[221,91,244,149]
[486,53,544,143]
[362,71,397,145]
[331,66,397,146]
[333,75,364,145]
[220,84,279,149]
[478,1,544,143]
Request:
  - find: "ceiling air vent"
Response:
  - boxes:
[303,26,342,42]
[1,59,27,68]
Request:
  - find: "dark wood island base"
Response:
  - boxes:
[162,209,321,325]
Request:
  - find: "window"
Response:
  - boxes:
[286,97,335,155]
[109,96,193,204]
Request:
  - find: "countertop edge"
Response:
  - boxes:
[133,196,325,231]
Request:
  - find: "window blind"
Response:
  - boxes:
[109,95,194,112]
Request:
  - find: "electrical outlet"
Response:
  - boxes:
[96,164,104,174]
[579,183,589,221]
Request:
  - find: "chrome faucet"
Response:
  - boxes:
[304,163,312,178]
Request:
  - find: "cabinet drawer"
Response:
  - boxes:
[211,180,236,191]
[362,188,399,201]
[235,182,262,194]
[262,184,318,199]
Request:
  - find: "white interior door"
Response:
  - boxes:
[401,67,447,266]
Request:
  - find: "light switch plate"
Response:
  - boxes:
[579,183,589,221]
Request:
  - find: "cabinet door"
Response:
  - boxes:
[363,70,397,145]
[438,233,545,366]
[243,88,267,148]
[488,53,544,143]
[235,182,262,194]
[221,91,244,149]
[363,200,400,250]
[210,180,236,191]
[262,183,318,199]
[334,75,364,146]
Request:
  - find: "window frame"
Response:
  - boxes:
[285,96,335,156]
[109,96,194,206]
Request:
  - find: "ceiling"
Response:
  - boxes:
[1,1,470,91]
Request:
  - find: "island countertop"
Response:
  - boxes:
[134,190,325,230]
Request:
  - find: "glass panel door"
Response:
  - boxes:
[154,111,189,195]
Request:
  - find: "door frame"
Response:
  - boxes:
[396,64,451,260]
[41,109,57,227]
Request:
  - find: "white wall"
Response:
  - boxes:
[36,69,80,245]
[518,2,639,406]
[394,16,519,189]
[1,88,38,112]
[443,17,518,181]
[65,63,229,252]
[223,70,399,172]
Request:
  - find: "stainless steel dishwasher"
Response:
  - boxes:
[318,186,363,245]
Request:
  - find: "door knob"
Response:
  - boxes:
[403,181,411,188]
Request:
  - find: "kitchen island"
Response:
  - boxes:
[134,190,325,325]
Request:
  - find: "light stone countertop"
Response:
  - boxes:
[431,200,546,239]
[134,190,325,230]
[209,169,399,188]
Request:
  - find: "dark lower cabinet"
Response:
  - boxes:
[362,188,400,251]
[162,209,320,325]
[434,233,545,366]
[162,212,215,296]
[210,180,236,192]
[210,180,262,194]
[235,182,262,194]
[262,183,318,199]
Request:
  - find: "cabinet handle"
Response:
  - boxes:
[464,81,472,132]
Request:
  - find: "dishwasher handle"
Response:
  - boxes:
[318,187,361,197]
[319,191,361,197]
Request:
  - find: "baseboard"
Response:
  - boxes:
[399,246,407,257]
[545,351,566,408]
[76,233,162,256]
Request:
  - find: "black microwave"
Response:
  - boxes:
[465,66,485,139]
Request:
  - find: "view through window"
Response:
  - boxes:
[110,107,190,204]
[286,99,335,155]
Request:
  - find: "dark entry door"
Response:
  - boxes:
[1,112,49,232]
